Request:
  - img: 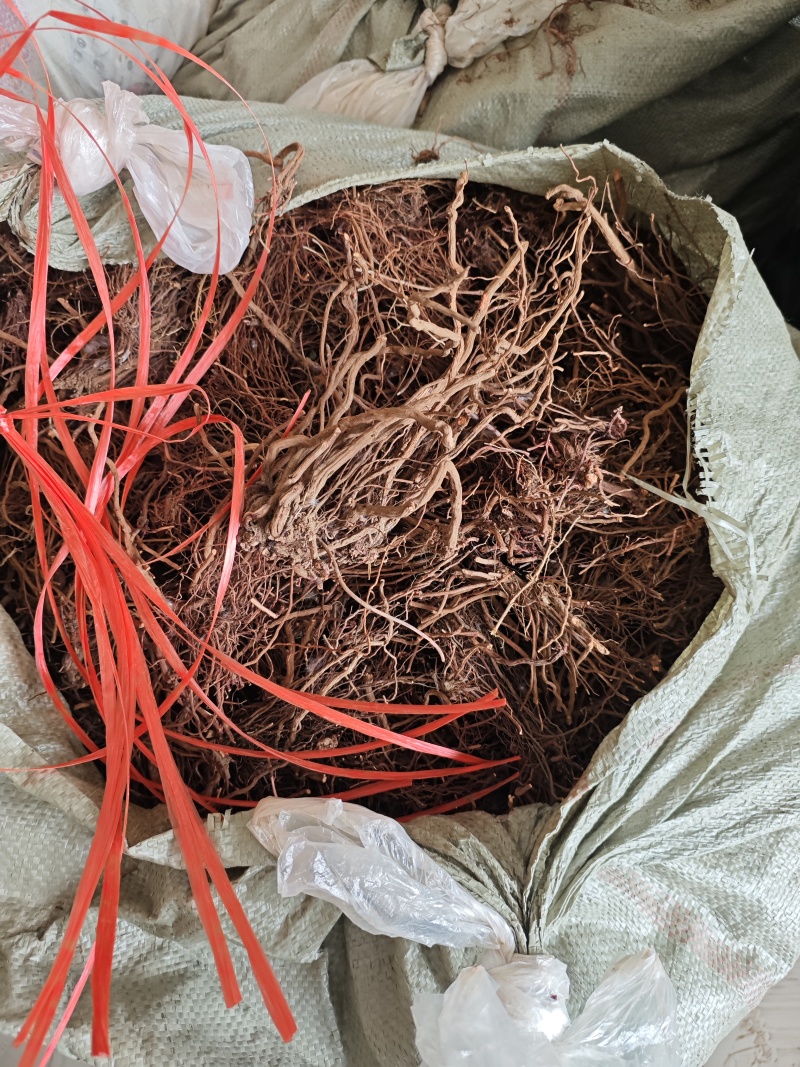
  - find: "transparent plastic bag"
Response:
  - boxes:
[489,955,570,1038]
[0,81,253,274]
[557,950,680,1066]
[414,948,679,1067]
[126,123,253,277]
[249,796,515,954]
[0,92,40,154]
[250,799,681,1067]
[413,964,555,1067]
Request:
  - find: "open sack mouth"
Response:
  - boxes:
[0,171,723,821]
[2,0,799,1060]
[2,109,798,1067]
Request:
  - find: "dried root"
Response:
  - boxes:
[0,173,722,816]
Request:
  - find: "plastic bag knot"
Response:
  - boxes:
[0,81,254,274]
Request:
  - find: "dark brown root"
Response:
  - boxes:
[0,172,722,817]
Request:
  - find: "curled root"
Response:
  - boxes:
[0,175,722,816]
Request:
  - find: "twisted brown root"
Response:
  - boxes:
[0,173,721,816]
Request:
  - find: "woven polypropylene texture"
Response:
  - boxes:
[172,0,800,223]
[0,118,799,1067]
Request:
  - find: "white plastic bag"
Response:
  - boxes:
[556,951,680,1066]
[285,58,433,130]
[0,0,217,100]
[444,0,558,68]
[285,6,450,129]
[284,0,560,128]
[413,949,679,1067]
[413,964,556,1067]
[250,798,681,1066]
[250,796,515,954]
[0,80,253,273]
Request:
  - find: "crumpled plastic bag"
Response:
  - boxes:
[285,0,559,128]
[249,796,515,955]
[414,949,679,1066]
[556,952,680,1066]
[285,5,451,129]
[250,797,681,1066]
[0,80,253,273]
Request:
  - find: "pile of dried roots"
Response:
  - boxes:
[0,173,723,817]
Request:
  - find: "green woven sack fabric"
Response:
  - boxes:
[0,102,799,1067]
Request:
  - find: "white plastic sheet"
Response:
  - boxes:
[0,81,253,273]
[251,798,681,1067]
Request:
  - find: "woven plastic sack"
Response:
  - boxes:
[1,102,799,1067]
[0,0,217,100]
[174,0,800,234]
